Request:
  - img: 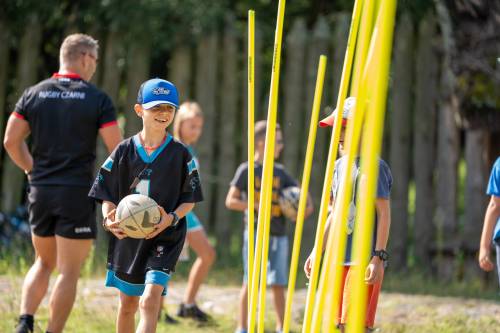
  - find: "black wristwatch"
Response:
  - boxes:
[373,249,389,261]
[169,211,179,226]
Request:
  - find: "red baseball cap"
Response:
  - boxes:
[319,96,356,127]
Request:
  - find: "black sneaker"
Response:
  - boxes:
[177,303,210,322]
[164,313,179,324]
[14,322,33,333]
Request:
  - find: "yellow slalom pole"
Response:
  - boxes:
[349,0,376,97]
[249,1,286,332]
[346,1,397,332]
[257,187,273,333]
[247,9,255,315]
[283,55,327,333]
[302,0,364,332]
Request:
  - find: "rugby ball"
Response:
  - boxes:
[116,194,162,239]
[279,186,301,221]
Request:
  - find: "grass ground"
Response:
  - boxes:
[1,271,500,333]
[1,244,500,332]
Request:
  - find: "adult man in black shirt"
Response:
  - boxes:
[3,33,122,333]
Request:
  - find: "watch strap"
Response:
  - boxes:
[169,211,180,226]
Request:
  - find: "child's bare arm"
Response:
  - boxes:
[173,202,195,219]
[374,198,391,251]
[225,186,248,212]
[304,212,333,278]
[479,195,500,271]
[304,193,314,218]
[146,202,195,239]
[365,198,390,284]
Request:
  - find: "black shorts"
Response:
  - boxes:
[28,185,96,239]
[106,219,187,278]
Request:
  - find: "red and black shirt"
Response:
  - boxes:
[13,73,117,187]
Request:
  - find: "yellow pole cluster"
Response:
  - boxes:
[346,2,397,332]
[283,55,327,333]
[246,0,397,331]
[247,1,286,332]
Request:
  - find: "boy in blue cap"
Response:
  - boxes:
[89,78,203,333]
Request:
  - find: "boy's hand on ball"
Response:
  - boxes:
[106,209,127,239]
[145,206,172,239]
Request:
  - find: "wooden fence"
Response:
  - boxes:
[0,12,498,279]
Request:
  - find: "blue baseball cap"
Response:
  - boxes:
[137,78,179,110]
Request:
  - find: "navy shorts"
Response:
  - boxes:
[27,185,96,239]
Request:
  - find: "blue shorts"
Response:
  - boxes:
[186,212,203,233]
[242,230,289,286]
[105,270,170,296]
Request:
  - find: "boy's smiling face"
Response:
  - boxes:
[135,103,176,130]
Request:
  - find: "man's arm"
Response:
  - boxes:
[479,195,500,271]
[3,115,33,172]
[225,186,248,212]
[99,124,122,153]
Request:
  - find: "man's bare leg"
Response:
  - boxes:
[16,235,57,332]
[46,236,92,333]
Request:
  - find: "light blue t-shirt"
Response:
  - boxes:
[487,157,500,241]
[331,156,393,265]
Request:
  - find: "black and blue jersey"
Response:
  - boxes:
[89,133,203,278]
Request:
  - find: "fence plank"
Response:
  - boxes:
[306,15,330,186]
[301,16,331,255]
[124,38,152,137]
[435,97,460,280]
[94,29,124,260]
[282,18,307,177]
[1,16,41,213]
[0,19,10,155]
[434,0,462,281]
[330,13,350,106]
[462,130,489,280]
[194,33,218,228]
[213,15,239,253]
[388,13,414,270]
[413,13,439,267]
[168,45,192,100]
